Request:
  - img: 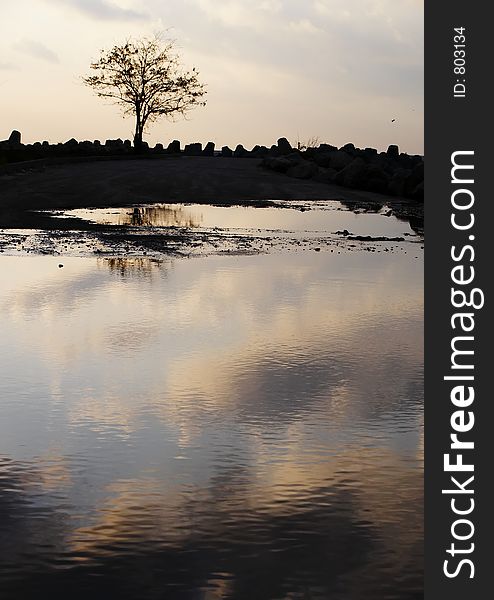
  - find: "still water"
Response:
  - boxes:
[0,250,423,599]
[53,202,419,238]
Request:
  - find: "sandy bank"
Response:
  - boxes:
[0,157,421,229]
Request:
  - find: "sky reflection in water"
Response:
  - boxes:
[0,251,423,599]
[58,202,419,238]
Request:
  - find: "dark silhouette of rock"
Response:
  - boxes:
[311,152,333,168]
[387,144,399,158]
[362,147,378,161]
[318,143,337,152]
[261,156,292,173]
[314,167,338,183]
[153,143,164,152]
[277,137,292,155]
[251,145,269,157]
[287,160,318,179]
[327,150,353,171]
[234,144,250,158]
[388,168,412,196]
[78,140,95,155]
[105,138,123,148]
[405,162,424,197]
[411,180,424,201]
[203,141,215,156]
[370,153,391,172]
[9,130,21,144]
[334,158,367,188]
[340,143,356,155]
[184,143,202,156]
[221,146,233,157]
[167,140,181,154]
[364,165,390,193]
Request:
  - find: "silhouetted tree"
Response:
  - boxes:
[83,35,206,150]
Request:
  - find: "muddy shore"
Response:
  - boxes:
[0,156,422,227]
[0,156,423,257]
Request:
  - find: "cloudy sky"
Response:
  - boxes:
[0,0,423,153]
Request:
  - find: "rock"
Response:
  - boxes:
[411,180,424,201]
[404,161,424,196]
[251,145,269,157]
[327,150,353,171]
[277,137,292,155]
[370,153,391,171]
[234,144,250,158]
[311,152,333,168]
[363,165,390,193]
[167,140,181,154]
[340,143,356,155]
[314,167,338,183]
[398,153,414,169]
[387,144,399,158]
[78,140,95,155]
[364,147,378,156]
[261,156,292,173]
[388,168,412,196]
[105,138,124,149]
[184,143,202,156]
[221,146,233,157]
[284,151,304,163]
[9,130,21,144]
[202,141,215,156]
[318,143,337,152]
[287,160,318,179]
[334,157,367,188]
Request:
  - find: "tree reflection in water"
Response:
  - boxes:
[103,257,168,279]
[125,206,201,228]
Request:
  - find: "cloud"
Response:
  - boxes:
[14,40,60,64]
[286,19,322,35]
[47,0,148,22]
[0,61,17,71]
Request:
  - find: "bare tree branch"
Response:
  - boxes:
[82,34,207,149]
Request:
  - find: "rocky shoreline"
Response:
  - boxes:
[260,138,423,201]
[1,131,423,203]
[0,130,423,260]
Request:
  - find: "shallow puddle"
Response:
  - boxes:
[54,201,421,239]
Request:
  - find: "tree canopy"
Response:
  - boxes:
[83,35,206,149]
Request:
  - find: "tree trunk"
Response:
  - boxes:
[134,127,142,152]
[134,111,143,152]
